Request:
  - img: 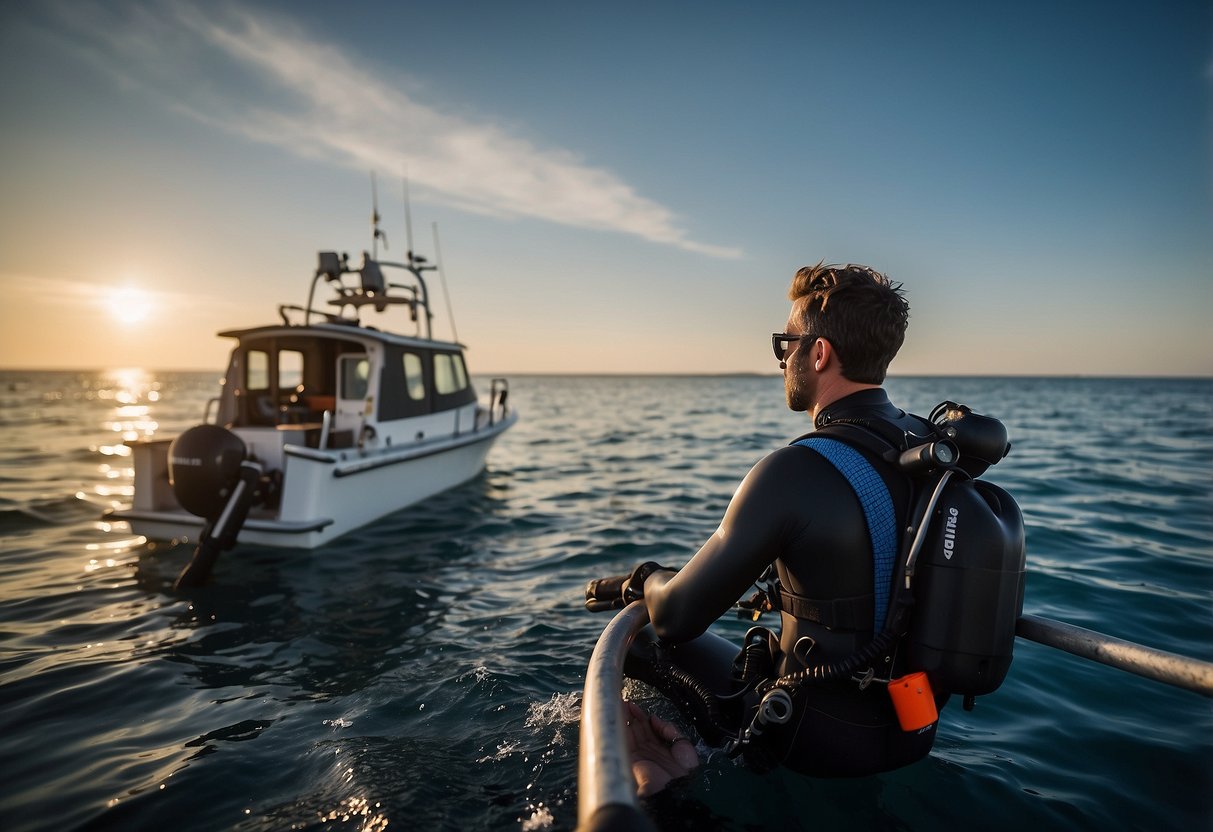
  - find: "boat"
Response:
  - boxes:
[106,210,517,586]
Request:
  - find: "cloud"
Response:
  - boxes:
[2,272,233,314]
[49,1,741,259]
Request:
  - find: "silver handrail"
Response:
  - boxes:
[577,601,653,832]
[318,410,332,451]
[1016,614,1213,697]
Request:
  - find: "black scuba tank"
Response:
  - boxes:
[906,440,1026,698]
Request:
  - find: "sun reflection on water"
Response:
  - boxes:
[317,795,390,831]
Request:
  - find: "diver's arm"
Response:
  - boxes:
[642,448,818,642]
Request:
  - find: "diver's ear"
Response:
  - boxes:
[814,337,833,373]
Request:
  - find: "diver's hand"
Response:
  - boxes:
[585,562,674,611]
[584,575,628,612]
[624,700,700,797]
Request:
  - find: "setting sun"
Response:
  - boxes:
[106,286,154,326]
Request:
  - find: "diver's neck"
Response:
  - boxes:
[809,380,881,424]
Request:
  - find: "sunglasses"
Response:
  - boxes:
[772,332,818,362]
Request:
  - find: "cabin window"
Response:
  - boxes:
[434,352,467,395]
[403,352,426,401]
[247,350,269,391]
[377,345,431,420]
[340,356,370,400]
[279,350,304,391]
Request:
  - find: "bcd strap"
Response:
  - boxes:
[792,437,897,632]
[776,587,874,631]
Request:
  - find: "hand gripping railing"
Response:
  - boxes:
[577,601,657,832]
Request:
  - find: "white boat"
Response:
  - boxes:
[107,225,516,584]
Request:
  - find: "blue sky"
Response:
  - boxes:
[1,1,1209,375]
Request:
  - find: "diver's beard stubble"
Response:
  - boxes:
[785,366,810,412]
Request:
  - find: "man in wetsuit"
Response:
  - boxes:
[587,262,938,794]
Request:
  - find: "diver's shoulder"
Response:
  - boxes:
[753,441,849,480]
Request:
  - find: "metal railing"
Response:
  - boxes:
[1016,614,1213,697]
[576,608,1213,829]
[489,378,510,426]
[577,602,655,832]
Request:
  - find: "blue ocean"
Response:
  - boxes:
[1,371,1210,831]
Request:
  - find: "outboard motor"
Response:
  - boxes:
[168,425,264,589]
[170,425,246,517]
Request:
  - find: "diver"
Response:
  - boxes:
[586,262,1022,796]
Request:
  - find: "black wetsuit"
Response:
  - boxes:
[634,388,942,776]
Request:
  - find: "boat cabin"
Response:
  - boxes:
[211,326,477,465]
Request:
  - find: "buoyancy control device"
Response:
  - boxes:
[786,401,1027,706]
[730,402,1025,719]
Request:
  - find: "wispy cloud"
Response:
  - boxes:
[3,272,237,314]
[49,1,741,259]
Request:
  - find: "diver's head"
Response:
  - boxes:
[787,263,909,384]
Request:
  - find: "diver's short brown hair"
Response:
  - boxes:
[788,262,909,384]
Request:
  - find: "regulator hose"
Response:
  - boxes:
[762,627,901,693]
[734,627,775,689]
[650,660,731,745]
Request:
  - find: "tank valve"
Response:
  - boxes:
[898,439,959,475]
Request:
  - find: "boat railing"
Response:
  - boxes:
[279,303,338,327]
[577,601,656,832]
[489,378,510,426]
[318,410,333,451]
[203,397,221,425]
[1015,614,1213,696]
[575,607,1213,831]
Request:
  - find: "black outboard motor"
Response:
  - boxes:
[170,425,246,517]
[168,425,263,589]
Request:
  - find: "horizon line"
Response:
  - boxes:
[1,366,1210,381]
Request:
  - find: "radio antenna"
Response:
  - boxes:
[403,170,416,265]
[432,222,459,343]
[371,171,388,258]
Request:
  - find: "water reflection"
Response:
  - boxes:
[98,371,159,443]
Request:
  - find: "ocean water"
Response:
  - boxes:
[1,370,1210,831]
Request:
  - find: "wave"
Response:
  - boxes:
[0,496,100,531]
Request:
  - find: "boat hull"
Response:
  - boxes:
[109,411,517,549]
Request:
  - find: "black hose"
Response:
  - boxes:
[735,628,774,685]
[764,628,901,692]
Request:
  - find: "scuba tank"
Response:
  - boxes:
[905,403,1025,702]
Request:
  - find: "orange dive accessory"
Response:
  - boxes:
[887,672,938,732]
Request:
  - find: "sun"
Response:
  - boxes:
[106,286,154,326]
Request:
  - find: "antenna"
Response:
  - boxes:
[403,171,416,265]
[370,171,388,258]
[433,222,459,343]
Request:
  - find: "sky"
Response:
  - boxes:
[0,0,1210,376]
